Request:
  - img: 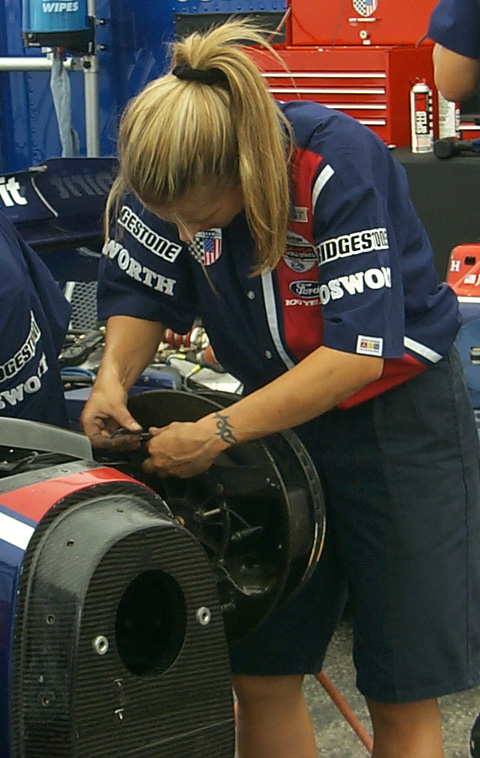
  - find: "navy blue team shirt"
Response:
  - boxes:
[428,0,480,59]
[98,101,460,408]
[0,212,70,426]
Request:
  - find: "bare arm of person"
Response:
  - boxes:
[433,43,480,101]
[81,315,165,444]
[143,346,383,478]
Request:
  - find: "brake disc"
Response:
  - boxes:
[127,389,326,645]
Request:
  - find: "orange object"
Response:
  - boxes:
[233,671,373,753]
[315,671,373,754]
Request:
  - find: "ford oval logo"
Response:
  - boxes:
[289,281,320,298]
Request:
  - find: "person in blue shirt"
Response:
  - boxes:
[428,0,480,101]
[0,211,70,427]
[81,20,480,758]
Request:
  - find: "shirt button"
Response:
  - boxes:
[265,350,272,359]
[246,290,255,300]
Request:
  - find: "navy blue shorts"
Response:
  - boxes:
[229,348,480,703]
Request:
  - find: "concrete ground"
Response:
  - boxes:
[303,619,480,757]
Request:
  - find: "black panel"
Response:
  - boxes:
[394,147,480,279]
[460,93,480,123]
[175,11,287,42]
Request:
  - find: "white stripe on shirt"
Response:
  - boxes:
[312,164,334,210]
[261,271,295,369]
[404,336,443,363]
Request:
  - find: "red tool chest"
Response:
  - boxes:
[249,0,442,148]
[250,44,437,148]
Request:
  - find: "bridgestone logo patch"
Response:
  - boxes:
[0,313,41,383]
[317,227,389,266]
[119,206,182,263]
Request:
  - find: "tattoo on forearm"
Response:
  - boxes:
[213,412,238,446]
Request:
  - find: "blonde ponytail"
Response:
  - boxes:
[107,19,294,271]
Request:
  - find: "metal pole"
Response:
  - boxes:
[83,54,100,156]
[84,0,100,157]
[0,57,75,72]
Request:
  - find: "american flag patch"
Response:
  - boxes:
[187,229,222,266]
[352,0,378,16]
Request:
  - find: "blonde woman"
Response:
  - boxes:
[81,20,480,758]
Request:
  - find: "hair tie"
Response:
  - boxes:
[172,64,229,88]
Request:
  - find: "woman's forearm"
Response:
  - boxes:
[96,315,165,390]
[199,345,384,449]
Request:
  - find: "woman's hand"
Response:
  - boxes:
[80,380,143,449]
[142,418,227,478]
[79,315,165,449]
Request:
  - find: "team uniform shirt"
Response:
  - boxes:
[0,212,70,426]
[428,0,480,58]
[98,101,460,408]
